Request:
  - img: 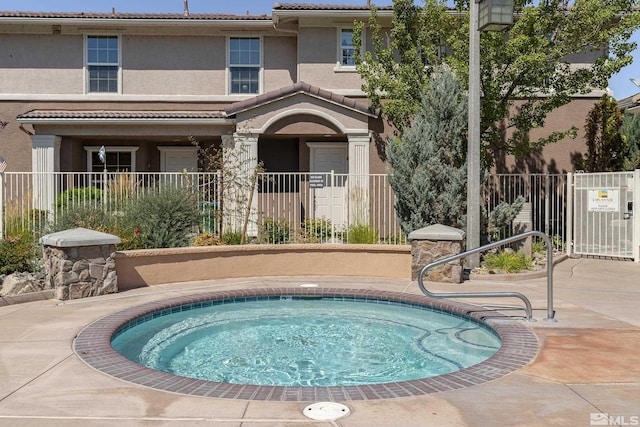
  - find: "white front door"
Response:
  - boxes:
[159,147,198,172]
[308,143,348,227]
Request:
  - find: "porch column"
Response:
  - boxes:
[348,133,370,225]
[221,133,259,237]
[31,134,61,211]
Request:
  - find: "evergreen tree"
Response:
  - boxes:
[355,0,640,166]
[621,113,640,170]
[583,94,627,172]
[387,66,467,234]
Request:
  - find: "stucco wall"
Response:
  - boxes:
[298,27,364,90]
[0,34,84,94]
[495,97,596,173]
[123,35,227,95]
[114,244,411,290]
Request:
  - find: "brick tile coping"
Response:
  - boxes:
[73,288,538,401]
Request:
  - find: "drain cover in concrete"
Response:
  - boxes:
[303,402,350,420]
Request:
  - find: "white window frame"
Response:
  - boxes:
[335,27,362,72]
[227,36,263,95]
[84,146,138,172]
[84,35,121,94]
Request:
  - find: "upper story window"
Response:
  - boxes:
[340,29,356,66]
[229,37,261,94]
[86,35,119,93]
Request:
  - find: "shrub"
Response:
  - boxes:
[193,232,221,246]
[260,217,291,244]
[0,232,37,274]
[4,209,48,238]
[55,187,103,210]
[482,250,533,273]
[298,218,333,243]
[347,224,379,244]
[220,230,243,245]
[47,204,112,234]
[120,186,201,248]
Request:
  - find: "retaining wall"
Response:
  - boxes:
[114,244,412,290]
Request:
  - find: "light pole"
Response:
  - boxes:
[467,0,514,268]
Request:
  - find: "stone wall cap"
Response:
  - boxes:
[408,224,465,241]
[40,227,121,247]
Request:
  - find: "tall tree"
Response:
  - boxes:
[387,66,468,234]
[621,113,640,170]
[583,94,627,171]
[354,0,640,167]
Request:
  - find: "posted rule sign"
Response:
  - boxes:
[588,189,619,212]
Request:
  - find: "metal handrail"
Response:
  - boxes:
[417,230,556,322]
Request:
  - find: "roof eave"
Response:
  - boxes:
[0,16,273,27]
[227,91,378,118]
[16,117,235,126]
[272,8,393,20]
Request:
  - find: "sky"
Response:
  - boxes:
[1,0,638,99]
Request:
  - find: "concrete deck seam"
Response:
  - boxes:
[564,383,609,416]
[0,353,74,403]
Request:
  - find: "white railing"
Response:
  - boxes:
[483,173,568,251]
[1,171,568,249]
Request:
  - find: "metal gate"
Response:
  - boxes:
[569,170,640,262]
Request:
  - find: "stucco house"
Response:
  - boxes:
[0,3,610,239]
[0,2,606,176]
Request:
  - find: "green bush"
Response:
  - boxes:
[55,187,103,210]
[120,186,201,249]
[299,218,332,243]
[482,250,533,273]
[0,232,37,274]
[47,204,112,234]
[260,217,291,244]
[347,224,379,244]
[220,230,243,245]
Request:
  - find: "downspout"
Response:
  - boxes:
[272,14,300,84]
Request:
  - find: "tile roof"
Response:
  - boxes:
[273,3,393,11]
[17,110,227,120]
[617,93,640,111]
[0,11,271,20]
[226,81,379,117]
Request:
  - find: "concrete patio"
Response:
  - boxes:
[0,257,639,426]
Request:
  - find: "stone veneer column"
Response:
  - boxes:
[31,134,61,211]
[347,133,371,224]
[408,224,466,283]
[40,227,121,300]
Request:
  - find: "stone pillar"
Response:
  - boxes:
[31,134,61,211]
[409,224,465,283]
[40,228,121,300]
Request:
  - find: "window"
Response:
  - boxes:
[340,29,356,66]
[86,36,119,93]
[229,37,261,94]
[85,146,137,172]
